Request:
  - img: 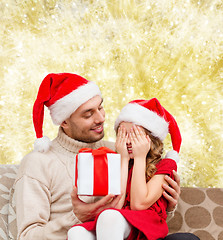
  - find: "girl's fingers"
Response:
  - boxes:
[121,127,126,144]
[116,126,124,149]
[146,135,151,143]
[122,126,126,138]
[132,125,139,137]
[133,125,146,142]
[117,125,128,146]
[129,130,133,143]
[129,128,137,145]
[125,133,128,141]
[117,126,122,139]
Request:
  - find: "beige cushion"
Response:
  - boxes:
[168,187,223,240]
[1,164,223,240]
[0,165,18,240]
[8,186,17,240]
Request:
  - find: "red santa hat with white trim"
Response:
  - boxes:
[33,73,102,153]
[114,98,182,163]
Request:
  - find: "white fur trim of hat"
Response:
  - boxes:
[114,103,169,141]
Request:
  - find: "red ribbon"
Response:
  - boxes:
[75,147,117,195]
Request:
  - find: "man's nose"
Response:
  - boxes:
[95,110,105,123]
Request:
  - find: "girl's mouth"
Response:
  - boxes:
[127,146,132,153]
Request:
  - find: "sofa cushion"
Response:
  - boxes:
[0,165,18,240]
[1,164,223,240]
[168,187,223,240]
[8,186,17,240]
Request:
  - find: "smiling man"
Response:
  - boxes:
[61,96,105,143]
[14,73,198,240]
[14,73,121,240]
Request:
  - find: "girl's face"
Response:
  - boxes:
[119,121,146,159]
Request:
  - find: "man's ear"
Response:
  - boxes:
[60,120,68,129]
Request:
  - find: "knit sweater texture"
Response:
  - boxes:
[15,127,115,240]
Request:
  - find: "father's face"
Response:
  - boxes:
[61,95,105,143]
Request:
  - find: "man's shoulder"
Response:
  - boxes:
[17,149,55,180]
[20,150,51,166]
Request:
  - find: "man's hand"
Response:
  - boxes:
[162,170,181,212]
[71,187,122,222]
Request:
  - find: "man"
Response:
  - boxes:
[15,73,199,240]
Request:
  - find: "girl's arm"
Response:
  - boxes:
[131,166,167,210]
[130,125,167,211]
[115,125,130,209]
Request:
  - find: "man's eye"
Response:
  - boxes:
[83,114,92,119]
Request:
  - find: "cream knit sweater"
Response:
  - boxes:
[15,127,115,240]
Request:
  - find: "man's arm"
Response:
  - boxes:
[15,175,80,240]
[15,152,81,240]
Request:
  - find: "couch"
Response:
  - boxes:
[0,164,222,240]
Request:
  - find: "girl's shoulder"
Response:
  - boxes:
[155,158,177,175]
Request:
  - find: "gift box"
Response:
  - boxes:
[74,147,121,196]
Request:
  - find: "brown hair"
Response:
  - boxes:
[144,130,163,182]
[128,129,163,182]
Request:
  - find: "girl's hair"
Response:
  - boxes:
[144,130,163,182]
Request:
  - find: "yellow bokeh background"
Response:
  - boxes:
[0,0,222,187]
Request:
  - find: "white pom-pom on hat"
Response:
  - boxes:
[165,150,180,163]
[34,136,51,153]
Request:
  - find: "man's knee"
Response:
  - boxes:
[164,233,200,240]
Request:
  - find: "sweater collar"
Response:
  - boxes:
[55,127,99,153]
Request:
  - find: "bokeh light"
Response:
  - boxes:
[0,0,222,187]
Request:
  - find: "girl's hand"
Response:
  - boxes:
[115,125,130,161]
[129,125,151,160]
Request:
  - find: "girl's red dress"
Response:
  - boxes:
[73,158,177,240]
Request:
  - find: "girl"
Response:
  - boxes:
[67,98,181,240]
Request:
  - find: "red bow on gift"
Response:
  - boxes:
[75,147,117,196]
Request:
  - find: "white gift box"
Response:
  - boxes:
[74,147,121,196]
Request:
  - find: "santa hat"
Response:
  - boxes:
[33,73,102,152]
[114,98,182,162]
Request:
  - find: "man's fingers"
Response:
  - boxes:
[164,175,176,188]
[173,170,180,186]
[71,187,79,200]
[97,194,123,212]
[162,190,172,201]
[110,194,123,208]
[94,194,115,208]
[163,183,178,198]
[71,187,84,204]
[163,191,177,205]
[164,175,180,194]
[73,186,78,194]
